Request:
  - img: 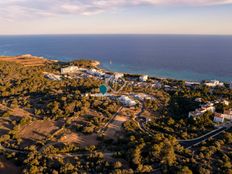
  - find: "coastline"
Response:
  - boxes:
[100,61,232,83]
[0,54,231,83]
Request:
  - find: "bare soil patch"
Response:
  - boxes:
[104,109,129,139]
[0,54,53,66]
[18,120,60,141]
[59,132,99,147]
[9,107,32,118]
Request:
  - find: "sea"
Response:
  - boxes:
[0,34,232,82]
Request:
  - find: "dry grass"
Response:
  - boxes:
[18,120,60,141]
[0,104,32,136]
[59,132,99,147]
[0,104,32,119]
[0,54,53,66]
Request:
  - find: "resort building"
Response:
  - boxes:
[61,66,80,74]
[201,102,215,112]
[222,100,230,106]
[188,102,215,118]
[219,110,232,121]
[224,109,232,115]
[164,85,172,91]
[86,69,105,77]
[214,113,225,123]
[139,75,148,82]
[224,114,232,121]
[44,73,62,81]
[215,99,230,106]
[195,98,203,103]
[114,72,124,80]
[133,93,154,101]
[119,95,136,107]
[188,110,203,118]
[185,81,201,87]
[204,80,224,87]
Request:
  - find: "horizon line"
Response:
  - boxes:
[0,33,232,36]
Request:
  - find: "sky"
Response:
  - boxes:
[0,0,232,35]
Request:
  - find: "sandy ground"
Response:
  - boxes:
[104,115,129,139]
[9,108,32,118]
[0,104,31,136]
[104,108,130,140]
[0,104,8,111]
[18,120,60,141]
[59,132,99,147]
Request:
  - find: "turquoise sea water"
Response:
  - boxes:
[0,34,232,82]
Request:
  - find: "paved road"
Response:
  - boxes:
[134,103,232,149]
[179,126,228,148]
[97,106,123,134]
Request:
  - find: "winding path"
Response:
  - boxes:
[136,115,232,149]
[178,123,231,148]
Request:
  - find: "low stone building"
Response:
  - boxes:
[204,80,224,87]
[139,75,148,82]
[61,66,80,74]
[119,95,136,107]
[86,69,105,77]
[114,72,124,80]
[214,113,224,123]
[133,93,154,101]
[188,102,215,118]
[44,73,62,81]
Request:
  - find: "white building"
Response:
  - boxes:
[204,80,224,87]
[44,73,62,81]
[195,98,203,103]
[86,69,105,77]
[224,109,232,115]
[222,100,230,106]
[219,110,232,121]
[119,96,136,107]
[188,111,203,118]
[206,106,215,113]
[185,81,201,87]
[201,102,216,113]
[133,94,153,101]
[164,85,172,91]
[214,113,225,123]
[188,102,215,118]
[61,66,80,74]
[139,75,148,82]
[222,114,232,121]
[114,72,124,80]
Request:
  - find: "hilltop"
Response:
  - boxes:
[0,54,55,67]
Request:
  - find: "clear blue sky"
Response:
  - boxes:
[0,0,232,35]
